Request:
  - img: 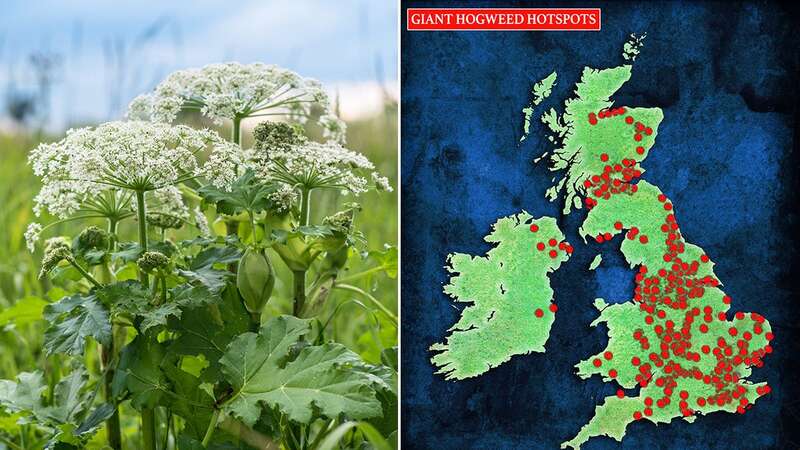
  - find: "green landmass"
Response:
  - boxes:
[430,213,570,380]
[588,254,602,271]
[520,72,557,143]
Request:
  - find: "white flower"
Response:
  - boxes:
[249,140,389,196]
[24,222,42,253]
[28,121,237,218]
[268,185,298,213]
[372,173,393,192]
[127,62,346,142]
[134,186,190,220]
[194,207,211,237]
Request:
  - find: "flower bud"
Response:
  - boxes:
[77,226,110,250]
[137,251,170,274]
[146,212,184,230]
[39,243,72,278]
[237,248,275,314]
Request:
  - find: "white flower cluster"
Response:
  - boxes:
[250,141,393,196]
[127,62,346,142]
[24,222,42,253]
[194,207,212,237]
[268,185,298,213]
[28,121,239,218]
[133,186,190,220]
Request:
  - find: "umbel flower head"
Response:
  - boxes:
[127,62,346,142]
[249,121,392,196]
[137,251,170,274]
[28,121,241,219]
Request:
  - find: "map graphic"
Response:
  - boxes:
[428,35,776,448]
[402,3,799,447]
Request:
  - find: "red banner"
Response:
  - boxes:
[407,8,601,31]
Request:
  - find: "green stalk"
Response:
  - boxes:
[201,409,221,447]
[293,188,312,317]
[332,284,397,325]
[135,190,157,450]
[66,258,102,289]
[101,218,122,450]
[224,116,243,240]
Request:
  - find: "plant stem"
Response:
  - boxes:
[135,190,149,287]
[101,219,122,450]
[292,188,312,317]
[201,409,221,447]
[101,339,122,450]
[300,188,311,228]
[135,190,157,450]
[232,116,241,145]
[292,270,307,317]
[66,258,102,288]
[141,409,157,450]
[333,283,398,325]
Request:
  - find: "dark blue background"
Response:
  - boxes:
[400,1,800,448]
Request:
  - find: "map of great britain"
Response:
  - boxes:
[429,34,774,448]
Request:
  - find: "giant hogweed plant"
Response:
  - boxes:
[3,63,397,450]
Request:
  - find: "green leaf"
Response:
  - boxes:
[74,404,114,436]
[41,367,91,424]
[199,170,275,216]
[368,245,398,279]
[160,363,215,440]
[220,316,382,426]
[113,335,167,409]
[44,294,111,356]
[0,372,46,415]
[317,421,392,450]
[0,296,47,327]
[97,280,150,314]
[169,286,250,382]
[380,347,398,372]
[178,245,241,294]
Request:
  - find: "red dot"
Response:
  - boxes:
[535,308,544,318]
[617,389,625,398]
[634,134,642,142]
[588,113,598,125]
[600,153,609,162]
[697,397,706,407]
[658,194,667,202]
[548,238,557,246]
[549,303,558,313]
[700,254,709,262]
[604,351,613,360]
[549,250,558,258]
[614,221,623,230]
[536,242,545,251]
[609,369,618,378]
[625,116,634,124]
[631,356,641,366]
[636,146,645,155]
[723,296,731,305]
[645,127,653,135]
[639,235,649,244]
[530,224,539,232]
[633,411,642,420]
[593,358,602,367]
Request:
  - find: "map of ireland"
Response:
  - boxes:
[429,34,775,448]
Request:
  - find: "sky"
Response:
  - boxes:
[0,0,398,130]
